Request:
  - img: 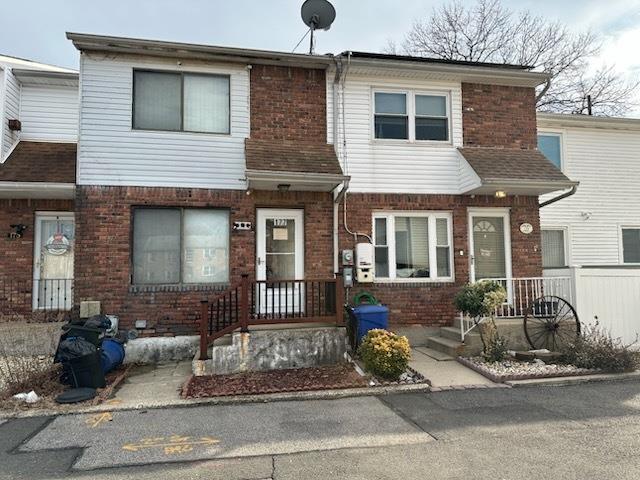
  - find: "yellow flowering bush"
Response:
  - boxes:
[358,329,411,380]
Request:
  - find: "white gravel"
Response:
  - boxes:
[464,356,597,379]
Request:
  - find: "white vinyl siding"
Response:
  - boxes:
[19,84,78,142]
[539,122,640,266]
[334,70,463,194]
[77,54,249,188]
[2,68,20,158]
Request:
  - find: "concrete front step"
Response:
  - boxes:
[439,326,481,345]
[424,336,469,358]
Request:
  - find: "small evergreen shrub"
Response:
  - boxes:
[560,323,639,373]
[358,329,411,380]
[454,281,507,318]
[480,320,509,362]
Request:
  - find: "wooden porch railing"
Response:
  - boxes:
[199,273,344,360]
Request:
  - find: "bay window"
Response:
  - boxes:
[133,70,230,134]
[133,208,229,285]
[373,212,453,281]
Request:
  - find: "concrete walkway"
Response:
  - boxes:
[113,361,192,408]
[409,347,494,387]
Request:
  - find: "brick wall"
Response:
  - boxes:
[461,83,537,149]
[338,193,542,326]
[249,65,327,143]
[74,186,334,336]
[0,199,74,316]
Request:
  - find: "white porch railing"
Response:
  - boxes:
[459,276,573,342]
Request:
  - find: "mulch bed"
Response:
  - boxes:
[458,356,599,383]
[183,363,369,398]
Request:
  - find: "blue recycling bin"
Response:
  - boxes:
[353,304,389,341]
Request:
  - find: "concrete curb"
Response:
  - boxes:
[0,382,432,420]
[506,370,640,387]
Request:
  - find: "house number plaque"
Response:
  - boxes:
[519,223,533,234]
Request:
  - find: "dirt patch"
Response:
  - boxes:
[0,364,130,413]
[183,364,369,398]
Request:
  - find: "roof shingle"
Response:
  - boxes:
[458,147,574,185]
[245,139,343,176]
[1,142,76,183]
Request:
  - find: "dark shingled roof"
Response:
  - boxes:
[1,142,76,183]
[458,147,575,185]
[245,139,343,176]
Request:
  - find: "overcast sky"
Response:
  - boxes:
[2,0,639,113]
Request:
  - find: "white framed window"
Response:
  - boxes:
[133,70,230,134]
[132,208,230,285]
[621,227,640,264]
[538,132,563,170]
[373,90,450,142]
[541,228,567,268]
[372,212,454,282]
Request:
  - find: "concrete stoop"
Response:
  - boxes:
[193,326,348,376]
[424,318,484,358]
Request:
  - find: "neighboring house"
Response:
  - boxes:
[538,113,640,267]
[0,54,78,314]
[1,34,578,353]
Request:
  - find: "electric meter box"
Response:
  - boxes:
[355,242,374,283]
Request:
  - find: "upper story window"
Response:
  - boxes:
[538,133,562,169]
[373,212,453,282]
[133,70,230,134]
[621,228,640,264]
[374,92,408,139]
[373,90,450,142]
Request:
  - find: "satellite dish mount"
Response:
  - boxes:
[301,0,336,54]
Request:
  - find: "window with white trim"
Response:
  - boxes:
[541,229,567,268]
[373,90,450,142]
[538,133,562,169]
[621,228,640,263]
[373,212,453,281]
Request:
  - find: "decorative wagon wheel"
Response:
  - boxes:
[524,295,580,351]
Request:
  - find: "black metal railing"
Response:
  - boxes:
[0,278,74,314]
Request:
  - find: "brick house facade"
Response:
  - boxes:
[1,35,576,343]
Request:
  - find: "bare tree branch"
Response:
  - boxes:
[398,0,637,116]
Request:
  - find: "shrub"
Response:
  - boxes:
[358,329,411,380]
[454,281,507,318]
[480,320,509,363]
[0,320,63,400]
[560,323,639,373]
[454,281,508,361]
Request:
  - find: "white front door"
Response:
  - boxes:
[468,208,512,283]
[33,212,75,310]
[256,209,304,315]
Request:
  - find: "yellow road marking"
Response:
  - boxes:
[122,436,220,455]
[85,412,113,428]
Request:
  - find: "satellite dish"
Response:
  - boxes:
[300,0,336,54]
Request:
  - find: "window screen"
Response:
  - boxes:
[133,70,230,133]
[394,217,429,278]
[542,229,566,268]
[133,71,182,131]
[133,208,229,284]
[622,228,640,263]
